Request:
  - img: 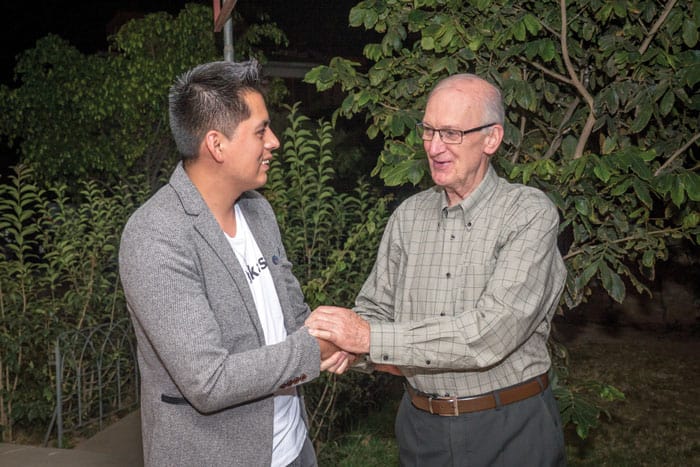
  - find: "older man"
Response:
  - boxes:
[307,74,567,466]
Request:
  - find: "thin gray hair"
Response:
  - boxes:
[168,59,263,160]
[430,73,505,128]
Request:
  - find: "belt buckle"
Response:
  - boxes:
[428,395,460,416]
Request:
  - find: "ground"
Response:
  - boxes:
[556,319,700,466]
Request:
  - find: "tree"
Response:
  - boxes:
[305,0,699,436]
[306,0,699,312]
[0,4,287,189]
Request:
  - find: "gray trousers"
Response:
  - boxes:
[395,386,566,467]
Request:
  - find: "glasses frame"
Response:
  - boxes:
[416,122,498,144]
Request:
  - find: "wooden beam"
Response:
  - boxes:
[213,0,238,32]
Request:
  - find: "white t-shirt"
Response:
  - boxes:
[226,204,306,467]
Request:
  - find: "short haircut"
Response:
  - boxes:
[168,59,264,159]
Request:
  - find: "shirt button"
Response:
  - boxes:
[450,234,455,240]
[382,354,389,361]
[467,222,472,227]
[446,272,451,278]
[440,312,445,316]
[425,360,431,365]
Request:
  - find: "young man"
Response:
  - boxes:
[119,60,343,467]
[307,74,567,466]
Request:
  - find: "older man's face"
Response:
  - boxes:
[421,84,496,205]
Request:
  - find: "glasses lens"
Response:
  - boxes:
[440,129,462,144]
[417,124,433,140]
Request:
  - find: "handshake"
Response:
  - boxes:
[305,306,400,376]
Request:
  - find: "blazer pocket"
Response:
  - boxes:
[161,394,190,406]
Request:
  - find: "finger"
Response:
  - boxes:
[335,357,350,374]
[324,351,350,373]
[314,305,351,316]
[320,351,343,371]
[326,356,347,374]
[305,315,340,330]
[308,328,333,341]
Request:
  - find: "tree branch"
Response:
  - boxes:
[654,132,700,176]
[559,0,596,159]
[544,97,580,159]
[639,0,678,55]
[522,58,573,86]
[510,115,528,164]
[563,227,682,260]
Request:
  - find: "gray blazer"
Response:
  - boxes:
[119,163,320,466]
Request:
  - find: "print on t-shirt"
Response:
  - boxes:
[243,257,268,283]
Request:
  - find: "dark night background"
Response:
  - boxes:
[0,0,369,172]
[0,0,366,85]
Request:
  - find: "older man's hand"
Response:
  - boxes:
[305,306,371,354]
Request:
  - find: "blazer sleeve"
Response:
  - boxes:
[119,195,321,414]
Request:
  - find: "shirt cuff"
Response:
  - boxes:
[368,321,405,365]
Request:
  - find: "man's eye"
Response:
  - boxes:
[443,130,461,140]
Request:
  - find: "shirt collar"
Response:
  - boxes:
[435,164,499,230]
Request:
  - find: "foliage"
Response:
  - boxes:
[263,104,394,441]
[0,164,148,442]
[0,3,287,190]
[305,0,699,302]
[305,0,699,437]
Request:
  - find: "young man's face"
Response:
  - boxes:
[219,91,280,192]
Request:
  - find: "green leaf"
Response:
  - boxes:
[685,62,700,87]
[629,103,653,133]
[631,179,653,208]
[539,39,557,62]
[682,211,699,229]
[381,158,425,186]
[670,181,686,206]
[513,21,526,41]
[682,19,699,47]
[575,198,590,216]
[523,13,541,35]
[682,172,700,201]
[561,136,578,159]
[599,262,626,303]
[593,159,612,182]
[601,135,617,155]
[659,90,675,116]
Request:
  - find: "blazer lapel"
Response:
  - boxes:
[168,163,266,343]
[238,196,298,334]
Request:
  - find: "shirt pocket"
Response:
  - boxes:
[452,260,496,314]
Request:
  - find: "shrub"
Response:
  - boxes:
[264,104,394,441]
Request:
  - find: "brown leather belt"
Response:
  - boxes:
[406,373,549,416]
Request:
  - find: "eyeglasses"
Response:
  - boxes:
[416,122,497,144]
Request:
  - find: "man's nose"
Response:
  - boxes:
[426,135,446,155]
[265,129,280,151]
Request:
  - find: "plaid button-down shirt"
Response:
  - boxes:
[355,165,566,396]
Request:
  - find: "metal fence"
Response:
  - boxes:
[43,318,139,448]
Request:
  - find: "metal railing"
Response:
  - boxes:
[44,318,139,448]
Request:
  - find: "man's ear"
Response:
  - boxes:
[203,130,225,163]
[484,124,504,156]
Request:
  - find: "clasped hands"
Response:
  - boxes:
[306,306,400,376]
